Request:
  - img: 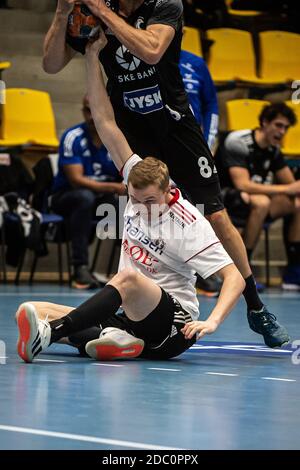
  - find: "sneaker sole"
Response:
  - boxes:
[86,337,144,361]
[16,303,39,363]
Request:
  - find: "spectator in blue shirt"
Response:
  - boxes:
[179,49,219,152]
[51,96,126,289]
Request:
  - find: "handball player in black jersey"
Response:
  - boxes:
[43,0,290,348]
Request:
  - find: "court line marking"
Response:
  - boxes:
[92,363,124,367]
[0,425,184,450]
[205,372,239,377]
[148,367,181,372]
[261,377,296,382]
[1,292,300,299]
[0,293,93,297]
[35,359,66,363]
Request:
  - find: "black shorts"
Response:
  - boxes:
[115,107,224,215]
[101,288,197,360]
[222,188,250,224]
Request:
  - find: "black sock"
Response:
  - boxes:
[286,241,300,266]
[50,285,122,343]
[69,327,102,357]
[246,248,253,261]
[243,274,264,311]
[68,327,102,347]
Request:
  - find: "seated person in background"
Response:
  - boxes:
[0,151,33,200]
[219,102,300,291]
[51,95,126,290]
[179,48,220,296]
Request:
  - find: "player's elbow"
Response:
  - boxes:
[230,267,245,294]
[143,50,161,65]
[221,264,245,293]
[42,57,64,74]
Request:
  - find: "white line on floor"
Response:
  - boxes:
[92,363,124,367]
[205,372,239,377]
[148,367,181,372]
[0,425,184,450]
[0,293,92,297]
[2,292,300,299]
[261,377,296,382]
[35,359,66,363]
[261,293,300,299]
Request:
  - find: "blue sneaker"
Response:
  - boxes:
[282,266,300,291]
[247,305,290,348]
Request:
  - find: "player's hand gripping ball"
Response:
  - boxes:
[67,2,101,39]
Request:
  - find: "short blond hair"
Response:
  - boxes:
[128,157,169,191]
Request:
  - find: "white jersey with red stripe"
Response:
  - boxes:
[119,155,233,319]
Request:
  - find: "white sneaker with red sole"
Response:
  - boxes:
[85,327,144,361]
[16,302,51,363]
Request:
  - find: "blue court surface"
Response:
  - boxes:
[0,284,299,450]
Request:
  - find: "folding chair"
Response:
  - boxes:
[0,61,11,80]
[226,98,270,131]
[206,28,258,83]
[181,26,202,57]
[0,88,59,148]
[259,31,300,83]
[282,100,300,157]
[225,0,264,17]
[230,214,273,286]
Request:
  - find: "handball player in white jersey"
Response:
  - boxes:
[15,31,245,362]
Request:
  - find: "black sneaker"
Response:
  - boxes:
[72,265,99,290]
[196,275,221,297]
[247,305,290,348]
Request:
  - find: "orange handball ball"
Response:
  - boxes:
[67,2,101,39]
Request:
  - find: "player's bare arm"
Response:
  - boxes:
[182,264,245,340]
[85,31,134,170]
[64,164,126,195]
[43,0,77,73]
[77,0,175,64]
[229,167,300,197]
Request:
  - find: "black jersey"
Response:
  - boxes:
[66,0,221,209]
[67,0,189,118]
[222,129,287,186]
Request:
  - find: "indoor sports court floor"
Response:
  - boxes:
[0,284,299,450]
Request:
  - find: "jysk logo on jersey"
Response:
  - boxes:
[116,45,141,71]
[123,85,163,114]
